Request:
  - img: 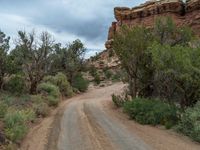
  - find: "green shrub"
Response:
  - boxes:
[22,109,36,122]
[94,73,101,85]
[33,102,49,117]
[1,95,15,106]
[43,73,73,97]
[105,70,113,79]
[47,96,59,107]
[112,94,126,108]
[31,95,43,104]
[4,75,26,95]
[0,101,8,118]
[176,102,200,142]
[4,109,35,142]
[4,110,25,128]
[5,124,27,142]
[37,82,60,98]
[72,74,89,92]
[112,73,121,82]
[123,98,179,128]
[89,65,97,77]
[4,109,36,128]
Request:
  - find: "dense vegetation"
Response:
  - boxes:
[0,30,89,148]
[112,17,200,142]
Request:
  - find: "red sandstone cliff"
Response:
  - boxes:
[105,0,200,49]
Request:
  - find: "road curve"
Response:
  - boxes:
[53,83,151,150]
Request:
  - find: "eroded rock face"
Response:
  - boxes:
[105,0,200,49]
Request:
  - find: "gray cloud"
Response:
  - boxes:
[0,0,144,51]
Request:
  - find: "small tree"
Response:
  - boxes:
[51,39,86,84]
[11,31,54,94]
[113,26,154,97]
[154,17,193,46]
[0,31,10,89]
[151,43,200,108]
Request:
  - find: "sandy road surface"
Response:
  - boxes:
[21,83,200,150]
[56,83,150,150]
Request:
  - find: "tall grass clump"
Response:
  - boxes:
[4,109,36,142]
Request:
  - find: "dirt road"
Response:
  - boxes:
[21,83,200,150]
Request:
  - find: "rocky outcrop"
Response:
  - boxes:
[105,0,200,48]
[88,50,120,70]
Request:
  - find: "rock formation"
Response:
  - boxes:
[106,0,200,49]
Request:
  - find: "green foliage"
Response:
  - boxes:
[176,102,200,142]
[0,30,10,89]
[54,73,73,96]
[37,82,60,98]
[10,31,54,94]
[33,102,49,117]
[113,25,154,97]
[47,96,59,107]
[4,75,26,95]
[4,109,36,142]
[151,43,200,107]
[104,70,113,79]
[43,73,73,97]
[154,17,193,46]
[0,94,16,106]
[112,94,126,108]
[0,101,8,118]
[123,98,179,128]
[5,124,27,142]
[89,65,97,77]
[4,109,35,128]
[72,74,89,92]
[51,40,86,83]
[112,73,121,82]
[94,73,101,85]
[113,17,197,108]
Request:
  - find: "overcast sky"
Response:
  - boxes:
[0,0,144,57]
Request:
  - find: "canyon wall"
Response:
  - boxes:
[105,0,200,49]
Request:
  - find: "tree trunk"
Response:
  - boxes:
[129,79,137,98]
[30,81,38,94]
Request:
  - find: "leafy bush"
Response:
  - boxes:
[104,70,113,79]
[54,73,73,97]
[43,73,73,97]
[94,73,101,85]
[31,95,50,117]
[112,73,121,82]
[37,82,60,98]
[123,98,179,128]
[89,65,98,77]
[4,75,26,95]
[112,94,126,108]
[72,74,89,92]
[0,101,8,118]
[176,102,200,142]
[33,102,49,117]
[31,95,43,104]
[151,43,200,107]
[47,96,59,107]
[1,95,15,106]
